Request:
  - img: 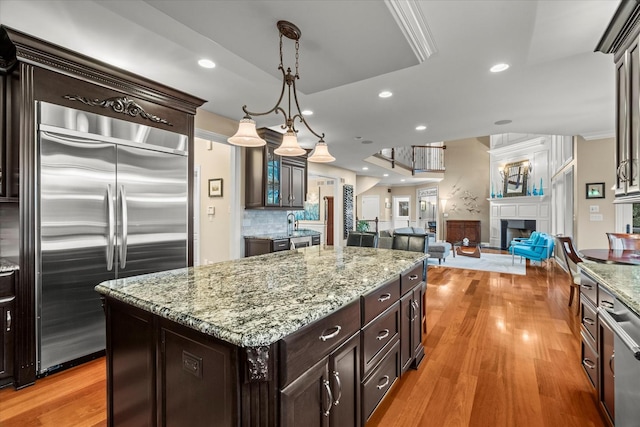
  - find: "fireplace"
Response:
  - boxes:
[500,219,536,250]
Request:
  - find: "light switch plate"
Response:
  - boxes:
[589,205,599,213]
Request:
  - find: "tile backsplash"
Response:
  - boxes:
[242,210,289,236]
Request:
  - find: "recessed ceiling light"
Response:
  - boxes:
[198,59,216,69]
[490,63,509,73]
[400,179,406,182]
[378,91,393,98]
[301,110,313,115]
[383,174,389,177]
[362,167,369,171]
[415,125,427,131]
[494,119,512,125]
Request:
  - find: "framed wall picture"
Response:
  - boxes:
[586,182,605,199]
[209,178,223,197]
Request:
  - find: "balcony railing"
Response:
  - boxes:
[377,145,446,174]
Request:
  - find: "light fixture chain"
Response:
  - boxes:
[295,39,300,78]
[279,33,284,68]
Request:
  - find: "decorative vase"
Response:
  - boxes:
[490,182,495,198]
[532,184,538,196]
[539,178,544,196]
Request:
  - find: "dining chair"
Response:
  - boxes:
[346,231,378,248]
[556,236,582,315]
[606,232,640,250]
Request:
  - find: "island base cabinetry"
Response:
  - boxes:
[102,259,426,426]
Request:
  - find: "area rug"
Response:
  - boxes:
[427,252,526,275]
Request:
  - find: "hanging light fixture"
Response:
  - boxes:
[227,20,334,162]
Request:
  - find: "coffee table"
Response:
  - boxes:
[453,241,481,258]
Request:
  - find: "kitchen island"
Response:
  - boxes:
[95,245,427,427]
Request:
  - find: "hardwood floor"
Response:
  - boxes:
[0,259,606,426]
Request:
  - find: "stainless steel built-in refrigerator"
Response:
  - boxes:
[36,102,188,374]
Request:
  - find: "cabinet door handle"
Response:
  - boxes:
[377,293,391,303]
[322,379,333,417]
[0,296,15,304]
[409,274,418,281]
[376,375,390,390]
[581,283,593,290]
[319,325,341,342]
[610,353,615,376]
[332,371,342,406]
[376,329,390,341]
[583,358,596,370]
[6,310,10,332]
[411,300,420,321]
[583,317,595,326]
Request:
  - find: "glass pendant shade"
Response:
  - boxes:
[274,130,306,156]
[307,141,335,163]
[227,118,266,147]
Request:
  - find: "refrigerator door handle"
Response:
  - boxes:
[119,185,128,269]
[106,185,115,271]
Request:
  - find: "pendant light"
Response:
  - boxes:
[227,20,334,162]
[307,140,335,163]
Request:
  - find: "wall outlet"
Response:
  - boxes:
[207,206,215,215]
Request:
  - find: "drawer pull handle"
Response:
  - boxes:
[322,379,333,417]
[376,375,390,390]
[601,300,614,309]
[610,353,615,376]
[583,317,595,326]
[0,296,15,304]
[583,358,596,370]
[332,371,342,406]
[582,284,593,290]
[409,274,418,281]
[378,293,391,303]
[376,329,390,341]
[319,325,342,342]
[6,310,10,332]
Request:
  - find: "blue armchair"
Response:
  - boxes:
[509,231,541,249]
[509,233,554,267]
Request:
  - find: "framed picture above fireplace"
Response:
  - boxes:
[502,160,530,197]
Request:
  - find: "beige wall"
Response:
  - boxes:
[194,138,232,264]
[576,136,616,250]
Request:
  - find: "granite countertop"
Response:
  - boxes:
[579,262,640,316]
[244,228,321,240]
[0,259,19,272]
[95,246,426,348]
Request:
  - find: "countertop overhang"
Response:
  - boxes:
[95,246,427,348]
[0,259,19,272]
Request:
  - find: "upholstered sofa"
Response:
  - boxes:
[379,227,451,264]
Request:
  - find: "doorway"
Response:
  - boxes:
[325,196,334,246]
[393,196,410,229]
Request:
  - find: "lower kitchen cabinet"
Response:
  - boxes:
[281,332,360,427]
[599,317,615,425]
[0,270,16,387]
[400,282,425,373]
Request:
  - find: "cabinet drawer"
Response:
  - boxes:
[0,272,15,297]
[580,272,597,307]
[598,285,616,311]
[400,263,423,295]
[580,329,598,390]
[272,239,290,252]
[362,341,399,422]
[362,277,400,325]
[580,295,597,341]
[311,235,320,246]
[280,299,360,387]
[362,303,399,375]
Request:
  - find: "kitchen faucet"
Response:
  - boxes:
[287,213,295,236]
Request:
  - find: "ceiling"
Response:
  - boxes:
[0,0,620,186]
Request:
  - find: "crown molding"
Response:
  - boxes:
[384,0,438,63]
[580,130,615,141]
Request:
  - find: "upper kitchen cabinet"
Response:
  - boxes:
[245,127,307,209]
[597,0,640,199]
[0,41,19,201]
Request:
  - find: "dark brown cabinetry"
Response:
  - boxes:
[0,271,15,387]
[281,332,360,427]
[0,66,19,201]
[400,282,425,373]
[597,1,640,199]
[446,220,481,244]
[580,272,599,391]
[599,316,615,425]
[245,127,307,209]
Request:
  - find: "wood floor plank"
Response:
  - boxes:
[0,257,608,426]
